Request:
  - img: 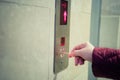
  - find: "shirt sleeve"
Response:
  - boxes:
[92,47,120,79]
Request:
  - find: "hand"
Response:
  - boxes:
[69,42,94,66]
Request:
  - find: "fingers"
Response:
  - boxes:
[69,42,88,58]
[69,49,83,57]
[78,57,85,65]
[69,52,75,57]
[69,42,93,66]
[75,56,79,66]
[71,42,87,52]
[75,56,85,66]
[69,51,85,66]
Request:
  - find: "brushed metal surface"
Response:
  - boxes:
[54,0,71,74]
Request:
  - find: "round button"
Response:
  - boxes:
[60,53,64,58]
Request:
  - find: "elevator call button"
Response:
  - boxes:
[60,37,65,46]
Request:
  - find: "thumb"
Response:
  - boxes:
[68,52,75,58]
[68,50,82,58]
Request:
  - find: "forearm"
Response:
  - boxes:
[92,47,120,79]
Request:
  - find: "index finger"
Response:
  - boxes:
[68,52,75,58]
[71,42,87,52]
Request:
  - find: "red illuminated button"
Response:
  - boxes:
[60,37,65,46]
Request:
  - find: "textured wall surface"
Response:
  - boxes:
[0,0,92,80]
[0,0,54,80]
[99,16,119,48]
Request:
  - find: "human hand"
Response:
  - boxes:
[69,42,94,66]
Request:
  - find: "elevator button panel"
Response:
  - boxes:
[54,0,71,74]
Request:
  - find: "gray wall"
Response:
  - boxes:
[99,0,120,49]
[0,0,55,80]
[0,0,92,80]
[99,16,119,48]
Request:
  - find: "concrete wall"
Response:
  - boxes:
[0,0,55,80]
